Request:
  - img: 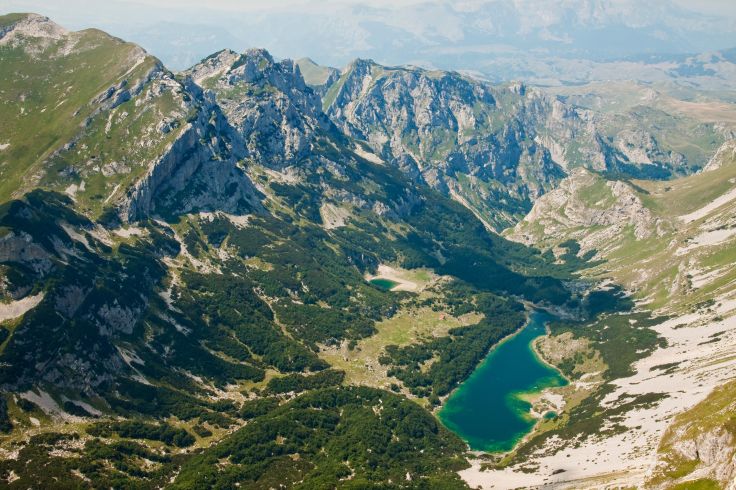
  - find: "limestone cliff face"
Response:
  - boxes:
[183,49,424,223]
[615,129,685,169]
[321,60,640,228]
[322,60,700,229]
[703,139,736,172]
[0,231,54,276]
[79,55,263,222]
[1,15,700,233]
[668,428,736,489]
[326,60,565,198]
[652,380,736,490]
[0,14,261,224]
[187,49,333,169]
[120,81,261,221]
[0,195,148,393]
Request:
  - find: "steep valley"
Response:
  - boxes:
[0,10,735,490]
[0,14,584,488]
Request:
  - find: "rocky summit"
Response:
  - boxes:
[1,8,736,490]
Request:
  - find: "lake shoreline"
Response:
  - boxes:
[530,330,571,386]
[437,310,567,453]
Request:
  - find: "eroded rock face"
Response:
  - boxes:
[703,139,736,172]
[325,60,566,200]
[186,49,242,86]
[90,58,162,114]
[182,48,425,223]
[187,49,333,169]
[670,428,736,489]
[508,168,662,254]
[95,301,139,337]
[120,77,262,221]
[608,180,659,240]
[320,60,632,229]
[322,59,702,229]
[54,285,89,318]
[0,14,264,225]
[0,231,53,275]
[616,129,687,170]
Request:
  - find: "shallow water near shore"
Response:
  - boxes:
[438,311,567,452]
[369,278,400,291]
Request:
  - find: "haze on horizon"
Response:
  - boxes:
[3,0,736,76]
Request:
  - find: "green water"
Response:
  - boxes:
[438,311,567,452]
[369,278,400,291]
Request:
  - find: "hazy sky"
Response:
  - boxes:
[3,0,736,72]
[140,0,736,15]
[6,0,736,11]
[5,0,736,23]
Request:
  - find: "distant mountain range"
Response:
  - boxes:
[50,0,736,90]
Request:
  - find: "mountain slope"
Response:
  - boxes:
[295,57,339,96]
[508,155,736,314]
[546,80,735,173]
[0,14,601,489]
[4,12,731,490]
[0,13,261,223]
[322,59,725,229]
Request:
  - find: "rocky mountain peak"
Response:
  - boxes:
[321,54,723,229]
[241,46,273,63]
[228,48,309,94]
[345,57,380,74]
[0,13,67,43]
[186,48,241,85]
[186,47,333,168]
[0,13,263,223]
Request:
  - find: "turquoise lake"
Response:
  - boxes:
[438,311,567,452]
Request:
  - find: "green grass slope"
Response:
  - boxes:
[0,13,207,219]
[509,154,736,314]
